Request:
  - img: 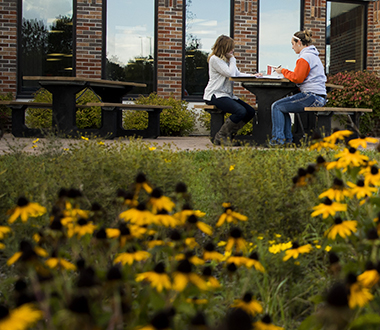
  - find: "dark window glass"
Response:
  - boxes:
[20,0,74,94]
[258,0,300,74]
[184,0,230,99]
[326,2,365,75]
[106,0,155,95]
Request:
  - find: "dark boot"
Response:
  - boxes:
[214,117,241,146]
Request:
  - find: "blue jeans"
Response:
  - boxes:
[271,92,326,143]
[206,95,256,124]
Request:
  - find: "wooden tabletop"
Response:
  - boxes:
[23,76,147,88]
[230,76,343,89]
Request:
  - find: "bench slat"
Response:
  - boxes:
[85,102,172,109]
[193,104,217,109]
[305,107,372,112]
[0,101,53,107]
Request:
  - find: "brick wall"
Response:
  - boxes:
[0,0,17,95]
[76,0,102,78]
[304,0,326,66]
[233,0,258,104]
[156,0,183,99]
[367,1,380,72]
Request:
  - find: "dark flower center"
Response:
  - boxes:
[202,266,212,277]
[177,259,192,273]
[329,252,339,264]
[292,242,300,249]
[137,203,147,211]
[170,230,181,241]
[317,156,326,164]
[68,295,90,314]
[204,242,215,252]
[249,252,259,260]
[135,173,147,183]
[323,198,333,206]
[187,215,198,224]
[297,168,307,177]
[357,179,365,187]
[0,305,10,319]
[77,218,88,226]
[346,273,357,284]
[227,262,237,272]
[371,166,379,175]
[107,266,122,281]
[95,228,107,239]
[307,165,316,175]
[365,261,375,271]
[191,312,207,326]
[175,182,187,193]
[151,188,163,199]
[91,202,102,212]
[58,188,69,198]
[326,283,348,307]
[334,217,343,225]
[17,197,29,207]
[67,189,82,198]
[230,227,242,238]
[333,178,343,188]
[185,251,195,259]
[242,292,252,302]
[348,147,356,154]
[154,262,166,274]
[262,314,272,324]
[151,312,170,330]
[182,203,192,211]
[367,228,379,240]
[50,218,63,231]
[118,223,131,236]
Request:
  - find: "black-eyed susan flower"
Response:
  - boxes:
[216,203,248,227]
[283,242,312,262]
[225,227,247,253]
[292,168,308,187]
[348,136,378,149]
[364,165,380,186]
[311,198,347,219]
[324,129,353,144]
[136,262,171,292]
[155,210,179,228]
[186,297,208,305]
[334,147,369,168]
[328,252,341,276]
[146,237,169,249]
[309,140,337,151]
[347,179,377,199]
[173,204,206,225]
[347,273,374,309]
[172,259,208,292]
[7,240,48,266]
[324,217,357,240]
[253,314,284,330]
[149,188,175,214]
[66,218,97,238]
[45,252,76,271]
[117,189,138,208]
[0,303,43,330]
[319,178,351,202]
[226,253,248,267]
[185,237,199,249]
[134,173,153,197]
[0,226,11,239]
[203,242,224,262]
[202,266,221,289]
[245,252,265,273]
[114,247,151,266]
[176,251,205,266]
[230,292,263,316]
[357,261,380,288]
[136,309,174,330]
[268,241,292,254]
[8,197,47,224]
[119,203,156,226]
[186,215,213,236]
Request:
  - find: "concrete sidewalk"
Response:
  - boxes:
[0,134,378,154]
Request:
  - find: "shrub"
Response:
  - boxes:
[26,88,102,129]
[0,92,13,133]
[123,93,197,136]
[326,71,380,135]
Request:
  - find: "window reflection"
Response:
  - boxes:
[21,0,73,93]
[184,0,230,98]
[326,2,365,75]
[258,0,300,74]
[106,0,155,94]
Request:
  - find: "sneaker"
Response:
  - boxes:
[268,139,284,147]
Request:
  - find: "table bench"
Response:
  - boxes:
[85,102,172,138]
[293,107,372,141]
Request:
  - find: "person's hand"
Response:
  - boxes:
[253,72,263,77]
[274,66,282,74]
[226,50,234,59]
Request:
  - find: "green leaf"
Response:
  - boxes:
[308,294,324,305]
[297,315,322,330]
[350,313,380,329]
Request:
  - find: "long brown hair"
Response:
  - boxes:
[207,35,235,62]
[293,30,313,46]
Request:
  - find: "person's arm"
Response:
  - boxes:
[280,58,310,84]
[211,56,239,77]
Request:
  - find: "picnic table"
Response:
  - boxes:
[10,76,170,139]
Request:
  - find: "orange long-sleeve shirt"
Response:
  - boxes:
[281,58,310,84]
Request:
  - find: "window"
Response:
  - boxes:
[326,1,366,75]
[184,0,231,99]
[258,0,300,74]
[105,0,155,95]
[19,0,74,95]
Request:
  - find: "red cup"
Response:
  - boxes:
[267,65,272,75]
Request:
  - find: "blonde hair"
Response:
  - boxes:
[293,30,313,46]
[207,35,235,63]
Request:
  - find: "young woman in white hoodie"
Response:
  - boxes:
[203,35,261,145]
[270,30,327,146]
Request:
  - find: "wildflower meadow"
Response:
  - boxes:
[0,133,380,330]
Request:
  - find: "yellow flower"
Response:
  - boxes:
[7,240,48,266]
[114,249,151,266]
[227,255,249,267]
[283,242,312,261]
[45,257,76,270]
[203,242,225,262]
[202,266,221,289]
[324,218,357,240]
[186,215,213,236]
[268,241,292,254]
[136,262,171,292]
[172,259,208,291]
[311,198,347,219]
[155,211,180,227]
[173,208,206,225]
[66,219,97,238]
[81,136,89,141]
[229,165,235,171]
[245,252,265,273]
[149,188,175,213]
[149,146,156,151]
[97,141,105,145]
[347,274,374,309]
[231,293,263,316]
[309,140,337,151]
[134,173,153,195]
[119,204,156,226]
[216,204,248,227]
[348,136,378,149]
[0,226,11,239]
[175,252,205,266]
[8,197,47,224]
[0,243,5,250]
[347,179,377,199]
[0,303,44,330]
[358,267,380,288]
[185,237,199,249]
[225,228,247,253]
[335,147,369,168]
[364,165,380,186]
[33,138,39,143]
[319,178,351,202]
[324,129,353,144]
[253,315,284,330]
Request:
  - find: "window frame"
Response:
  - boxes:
[102,0,158,99]
[181,0,235,102]
[16,0,77,98]
[325,0,368,74]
